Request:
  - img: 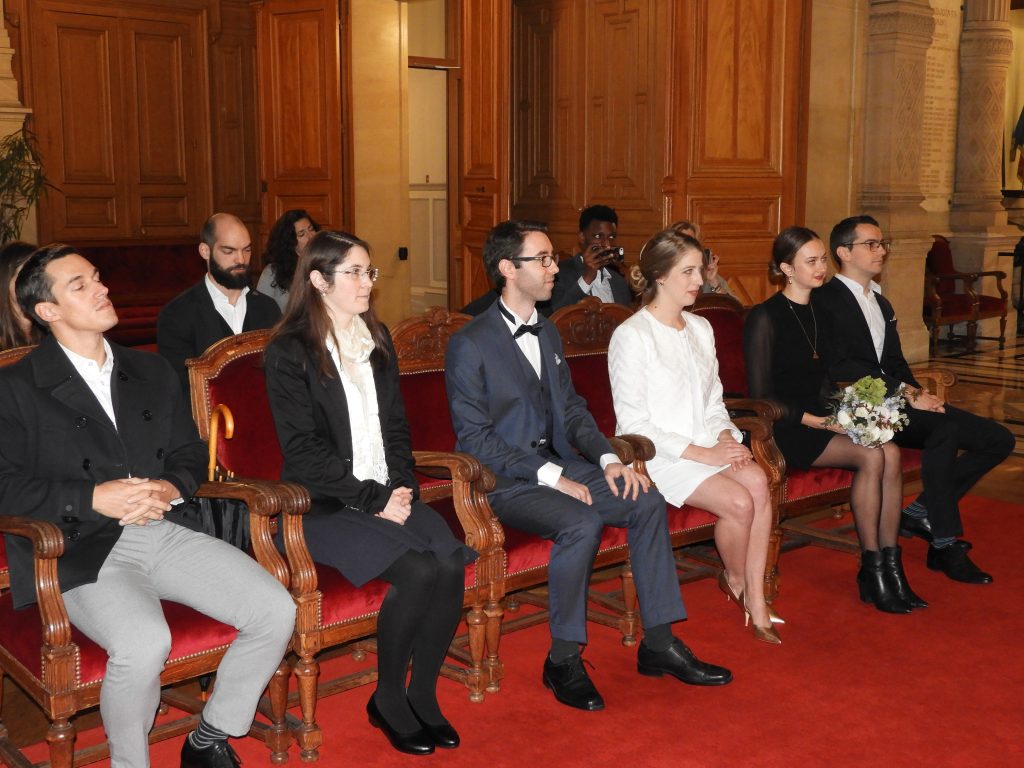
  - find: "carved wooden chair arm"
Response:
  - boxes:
[0,514,72,649]
[973,270,1009,300]
[731,415,786,491]
[725,397,784,422]
[413,450,500,556]
[194,480,296,588]
[909,367,956,401]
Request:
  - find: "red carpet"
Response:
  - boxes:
[19,496,1024,767]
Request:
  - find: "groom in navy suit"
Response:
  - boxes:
[445,220,731,711]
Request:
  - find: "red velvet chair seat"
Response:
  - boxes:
[924,293,972,317]
[667,504,717,533]
[0,592,239,686]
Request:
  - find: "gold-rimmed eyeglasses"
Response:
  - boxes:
[334,267,380,282]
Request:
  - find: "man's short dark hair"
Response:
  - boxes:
[200,215,219,249]
[15,244,79,330]
[829,214,880,268]
[578,205,618,232]
[482,220,548,290]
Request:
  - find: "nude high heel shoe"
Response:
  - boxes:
[718,570,785,624]
[718,571,782,644]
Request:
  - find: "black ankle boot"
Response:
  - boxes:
[856,550,912,614]
[881,545,927,609]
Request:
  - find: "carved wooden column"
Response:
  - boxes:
[860,0,935,362]
[0,0,34,242]
[949,0,1018,339]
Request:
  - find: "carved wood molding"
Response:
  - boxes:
[391,306,472,372]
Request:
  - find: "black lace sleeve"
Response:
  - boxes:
[743,303,803,425]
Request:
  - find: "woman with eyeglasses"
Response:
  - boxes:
[608,228,781,645]
[264,230,476,755]
[743,226,923,615]
[258,209,320,310]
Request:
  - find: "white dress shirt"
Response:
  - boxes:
[204,274,249,335]
[577,264,615,303]
[833,273,886,363]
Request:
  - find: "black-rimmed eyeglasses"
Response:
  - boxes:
[843,239,891,253]
[511,255,556,267]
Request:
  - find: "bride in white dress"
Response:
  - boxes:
[608,228,780,644]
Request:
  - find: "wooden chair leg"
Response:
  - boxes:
[265,660,291,764]
[484,598,504,693]
[967,320,978,351]
[618,561,638,646]
[765,524,783,603]
[999,313,1007,348]
[46,717,75,768]
[293,652,322,762]
[463,602,486,702]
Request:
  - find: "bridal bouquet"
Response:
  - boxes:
[823,376,909,448]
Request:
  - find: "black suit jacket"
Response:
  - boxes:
[0,336,207,608]
[445,301,614,494]
[549,254,633,312]
[816,277,919,392]
[157,280,281,398]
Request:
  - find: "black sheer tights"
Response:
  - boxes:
[812,436,902,551]
[372,549,465,733]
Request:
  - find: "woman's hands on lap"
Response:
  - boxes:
[377,486,414,525]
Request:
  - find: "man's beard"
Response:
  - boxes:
[209,258,250,290]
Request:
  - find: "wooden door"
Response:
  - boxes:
[254,0,349,238]
[453,0,511,306]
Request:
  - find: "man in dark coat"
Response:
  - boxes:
[549,205,633,312]
[1,245,294,768]
[158,213,280,401]
[819,214,1014,585]
[446,220,731,714]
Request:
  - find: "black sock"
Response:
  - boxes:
[187,718,230,750]
[548,638,580,664]
[641,623,673,653]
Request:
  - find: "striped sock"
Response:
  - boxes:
[187,718,230,750]
[902,500,928,519]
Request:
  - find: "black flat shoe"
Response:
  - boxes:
[927,543,992,584]
[180,738,241,768]
[411,707,460,749]
[542,654,605,711]
[637,638,732,686]
[366,697,434,755]
[899,512,933,543]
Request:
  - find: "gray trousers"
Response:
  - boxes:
[63,521,295,768]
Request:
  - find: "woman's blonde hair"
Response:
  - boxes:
[631,228,703,305]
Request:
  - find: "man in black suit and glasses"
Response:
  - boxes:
[818,214,1013,585]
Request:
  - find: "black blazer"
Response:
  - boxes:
[157,280,281,398]
[0,336,207,608]
[445,301,614,494]
[263,331,417,517]
[550,253,633,312]
[816,277,919,392]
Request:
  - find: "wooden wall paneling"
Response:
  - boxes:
[455,0,510,305]
[675,0,810,305]
[209,0,261,239]
[255,0,347,242]
[31,8,127,241]
[122,14,211,238]
[511,0,580,234]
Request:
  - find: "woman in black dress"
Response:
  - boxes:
[744,226,924,614]
[264,230,476,755]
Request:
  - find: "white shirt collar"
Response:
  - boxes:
[204,273,249,308]
[834,273,881,297]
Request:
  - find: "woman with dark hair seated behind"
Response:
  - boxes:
[257,209,319,310]
[264,230,476,756]
[743,226,923,614]
[0,241,40,350]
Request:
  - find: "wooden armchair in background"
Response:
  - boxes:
[187,324,497,763]
[0,344,294,768]
[924,234,1008,353]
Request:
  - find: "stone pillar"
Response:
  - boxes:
[0,0,35,243]
[860,0,935,362]
[950,0,1018,340]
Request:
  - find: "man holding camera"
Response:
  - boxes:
[550,205,633,311]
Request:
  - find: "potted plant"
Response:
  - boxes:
[0,125,46,244]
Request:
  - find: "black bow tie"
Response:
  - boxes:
[498,302,543,339]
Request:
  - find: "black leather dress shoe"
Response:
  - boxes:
[180,738,241,768]
[899,512,933,543]
[637,638,733,686]
[542,655,605,711]
[411,708,460,749]
[367,697,434,755]
[927,543,993,584]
